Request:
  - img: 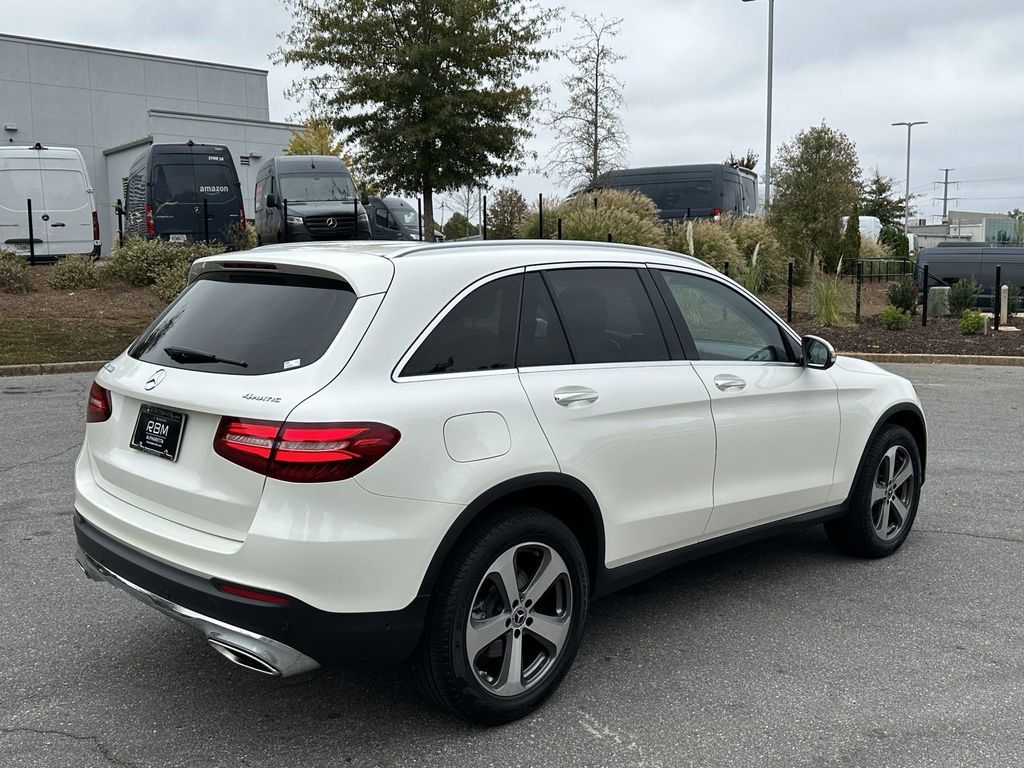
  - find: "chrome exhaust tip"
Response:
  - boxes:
[208,638,281,676]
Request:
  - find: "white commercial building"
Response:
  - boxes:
[0,33,297,253]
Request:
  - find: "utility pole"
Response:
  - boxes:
[742,0,775,207]
[934,168,957,222]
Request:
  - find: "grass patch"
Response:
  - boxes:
[0,317,148,366]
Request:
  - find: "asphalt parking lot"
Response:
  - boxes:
[1,364,1023,768]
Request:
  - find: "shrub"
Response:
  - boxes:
[886,277,918,315]
[948,278,981,316]
[859,236,892,260]
[720,216,788,292]
[810,276,851,326]
[881,304,910,330]
[959,308,985,335]
[0,251,34,294]
[521,190,665,248]
[224,222,257,252]
[672,219,742,273]
[519,195,564,239]
[152,257,192,303]
[48,254,99,290]
[106,237,224,286]
[487,187,529,239]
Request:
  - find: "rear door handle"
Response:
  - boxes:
[713,374,746,392]
[50,222,66,227]
[553,386,599,408]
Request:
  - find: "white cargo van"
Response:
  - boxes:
[0,144,100,260]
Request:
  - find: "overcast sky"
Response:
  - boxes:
[7,0,1024,221]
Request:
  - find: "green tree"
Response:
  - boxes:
[879,225,910,260]
[769,122,861,279]
[545,14,628,189]
[860,169,908,227]
[487,187,529,239]
[841,207,861,272]
[277,0,557,240]
[443,211,478,241]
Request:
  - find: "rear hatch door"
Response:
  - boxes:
[0,154,47,256]
[40,158,93,255]
[87,256,391,541]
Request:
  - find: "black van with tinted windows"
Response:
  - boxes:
[253,155,370,244]
[124,142,244,243]
[596,164,758,221]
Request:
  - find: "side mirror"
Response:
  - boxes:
[802,335,837,370]
[265,193,278,209]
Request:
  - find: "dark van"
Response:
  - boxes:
[917,244,1024,310]
[253,156,370,244]
[364,196,423,241]
[596,164,758,220]
[124,142,244,243]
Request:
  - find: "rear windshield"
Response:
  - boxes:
[152,163,238,204]
[129,272,357,375]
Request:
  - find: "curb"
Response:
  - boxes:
[841,352,1024,367]
[0,360,106,378]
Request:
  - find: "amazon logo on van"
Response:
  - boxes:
[199,185,231,194]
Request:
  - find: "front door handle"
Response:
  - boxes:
[713,374,746,392]
[553,386,599,408]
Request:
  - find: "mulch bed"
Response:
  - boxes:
[793,315,1024,356]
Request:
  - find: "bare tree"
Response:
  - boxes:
[446,186,482,227]
[545,15,629,190]
[724,150,759,171]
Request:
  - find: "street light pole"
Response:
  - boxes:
[892,120,927,232]
[743,0,774,207]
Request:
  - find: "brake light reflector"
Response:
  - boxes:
[144,203,155,236]
[712,208,722,222]
[92,210,100,244]
[238,204,247,231]
[214,418,400,483]
[86,381,111,423]
[215,580,291,604]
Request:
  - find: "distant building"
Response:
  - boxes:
[908,210,1023,249]
[0,33,298,252]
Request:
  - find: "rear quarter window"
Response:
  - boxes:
[129,272,356,375]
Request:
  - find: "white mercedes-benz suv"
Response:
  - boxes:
[75,240,926,724]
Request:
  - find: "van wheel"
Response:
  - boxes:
[413,507,589,725]
[825,424,921,558]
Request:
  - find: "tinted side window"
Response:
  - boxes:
[517,272,572,367]
[402,274,522,376]
[544,268,669,364]
[658,271,790,362]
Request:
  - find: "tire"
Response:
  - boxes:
[413,507,590,725]
[825,424,922,558]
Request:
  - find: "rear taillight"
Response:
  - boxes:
[712,208,722,222]
[86,381,111,423]
[214,418,400,483]
[91,210,100,243]
[238,204,247,231]
[144,203,155,236]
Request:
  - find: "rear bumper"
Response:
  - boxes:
[74,512,429,668]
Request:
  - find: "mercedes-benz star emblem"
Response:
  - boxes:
[144,369,166,391]
[326,217,337,229]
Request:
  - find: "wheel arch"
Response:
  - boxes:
[417,473,606,598]
[860,402,928,484]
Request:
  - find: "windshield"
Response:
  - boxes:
[392,206,419,229]
[279,173,357,202]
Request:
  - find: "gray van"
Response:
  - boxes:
[917,244,1024,309]
[596,164,758,220]
[253,156,370,244]
[364,196,422,241]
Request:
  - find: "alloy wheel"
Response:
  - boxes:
[465,542,573,698]
[870,445,915,541]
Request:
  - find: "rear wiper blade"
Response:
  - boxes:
[164,345,248,368]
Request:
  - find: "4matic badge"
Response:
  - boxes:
[242,393,282,403]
